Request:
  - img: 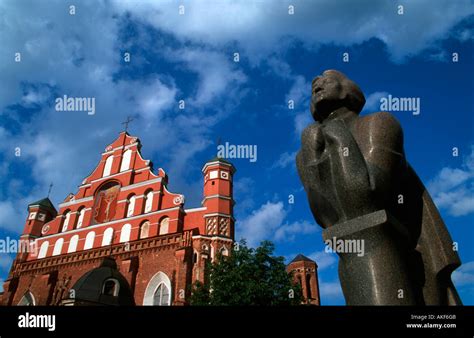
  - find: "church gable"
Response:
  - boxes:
[34,132,185,240]
[81,132,155,185]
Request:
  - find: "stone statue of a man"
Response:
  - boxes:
[296,69,462,305]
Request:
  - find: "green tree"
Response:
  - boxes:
[190,240,303,305]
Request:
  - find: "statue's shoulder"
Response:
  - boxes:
[360,112,402,132]
[357,112,403,147]
[302,121,321,134]
[300,122,322,142]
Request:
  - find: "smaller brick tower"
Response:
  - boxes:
[191,157,235,284]
[201,156,235,240]
[19,198,58,262]
[287,254,320,305]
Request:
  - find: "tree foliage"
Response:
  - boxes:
[190,240,303,305]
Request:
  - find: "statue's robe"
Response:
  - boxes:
[297,110,462,305]
[402,165,462,305]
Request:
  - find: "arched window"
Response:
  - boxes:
[102,278,120,296]
[144,190,153,213]
[159,217,169,235]
[193,251,198,264]
[18,291,35,306]
[103,155,114,177]
[52,238,64,256]
[84,231,96,250]
[120,149,132,172]
[126,195,136,217]
[153,283,171,306]
[306,274,312,299]
[76,208,85,229]
[38,241,49,258]
[140,221,150,239]
[297,275,303,295]
[120,224,131,243]
[61,211,71,232]
[68,235,79,253]
[102,228,114,246]
[143,271,172,306]
[220,246,229,257]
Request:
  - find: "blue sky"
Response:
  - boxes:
[0,0,473,305]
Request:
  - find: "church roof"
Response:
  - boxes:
[289,254,315,264]
[203,156,236,174]
[206,156,233,165]
[70,257,135,306]
[28,197,56,211]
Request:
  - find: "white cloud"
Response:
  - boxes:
[237,201,318,246]
[0,2,127,222]
[237,201,287,247]
[428,167,471,195]
[363,91,390,112]
[285,72,314,139]
[0,1,119,108]
[274,220,318,242]
[432,189,474,217]
[21,85,53,107]
[453,261,474,287]
[309,250,337,271]
[268,59,313,138]
[294,111,313,137]
[166,47,247,107]
[0,254,13,270]
[134,77,177,121]
[0,200,25,233]
[427,146,474,216]
[114,0,474,63]
[271,151,297,170]
[285,75,310,109]
[266,58,294,80]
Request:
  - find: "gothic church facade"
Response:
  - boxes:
[0,132,319,306]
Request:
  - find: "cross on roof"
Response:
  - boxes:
[47,182,53,198]
[122,116,134,132]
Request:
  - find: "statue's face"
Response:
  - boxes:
[310,70,345,121]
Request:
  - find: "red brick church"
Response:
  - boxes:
[0,131,320,306]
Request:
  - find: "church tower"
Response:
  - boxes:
[201,157,235,241]
[19,198,57,262]
[190,157,235,284]
[287,254,320,305]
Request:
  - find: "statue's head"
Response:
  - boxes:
[310,70,365,122]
